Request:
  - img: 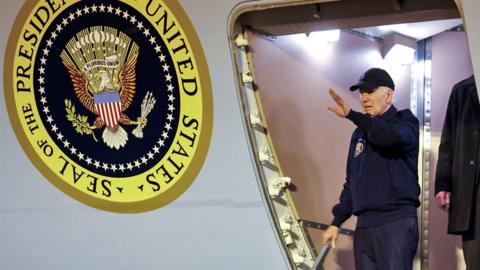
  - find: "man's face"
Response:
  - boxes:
[359,87,392,117]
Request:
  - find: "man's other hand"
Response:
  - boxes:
[328,88,351,117]
[435,191,451,212]
[322,225,340,248]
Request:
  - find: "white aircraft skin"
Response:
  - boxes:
[0,1,288,269]
[1,1,479,270]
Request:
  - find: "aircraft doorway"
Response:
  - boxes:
[229,1,472,269]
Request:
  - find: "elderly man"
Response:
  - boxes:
[322,68,420,270]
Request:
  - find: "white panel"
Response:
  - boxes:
[456,0,480,99]
[0,1,288,269]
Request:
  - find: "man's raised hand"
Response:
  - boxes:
[327,88,351,117]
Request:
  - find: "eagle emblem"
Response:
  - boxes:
[61,27,155,150]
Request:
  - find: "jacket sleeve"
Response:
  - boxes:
[332,180,353,227]
[331,134,354,227]
[435,89,457,194]
[346,109,418,152]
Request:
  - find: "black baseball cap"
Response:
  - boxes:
[349,68,395,92]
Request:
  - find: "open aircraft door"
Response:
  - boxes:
[229,0,477,269]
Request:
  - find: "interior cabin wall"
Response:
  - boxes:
[428,30,472,270]
[247,29,412,269]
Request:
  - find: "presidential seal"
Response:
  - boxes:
[4,0,213,213]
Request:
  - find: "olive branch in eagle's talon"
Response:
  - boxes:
[65,99,98,142]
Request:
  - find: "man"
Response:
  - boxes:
[435,75,480,269]
[322,68,420,270]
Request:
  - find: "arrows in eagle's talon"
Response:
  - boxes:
[132,91,156,139]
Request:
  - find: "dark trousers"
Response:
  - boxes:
[462,184,480,270]
[353,218,418,270]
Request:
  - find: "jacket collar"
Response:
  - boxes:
[376,105,397,121]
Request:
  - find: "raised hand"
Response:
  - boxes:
[327,88,351,117]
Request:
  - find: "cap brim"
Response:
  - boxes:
[349,81,376,92]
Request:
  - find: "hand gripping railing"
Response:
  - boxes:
[299,220,355,270]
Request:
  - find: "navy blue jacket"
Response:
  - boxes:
[332,106,420,228]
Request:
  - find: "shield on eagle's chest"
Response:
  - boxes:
[94,91,122,128]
